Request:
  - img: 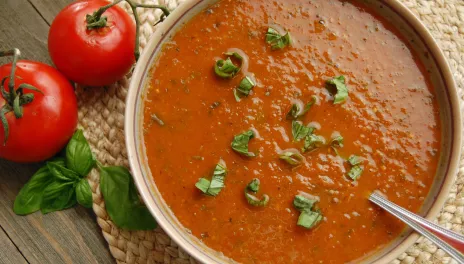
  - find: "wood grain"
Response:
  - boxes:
[0,0,113,263]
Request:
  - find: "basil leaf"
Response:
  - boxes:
[214,52,242,79]
[302,134,326,152]
[266,27,292,50]
[279,151,304,166]
[244,178,269,207]
[76,179,93,208]
[331,135,344,148]
[234,76,255,101]
[286,96,316,120]
[348,155,362,166]
[292,121,314,142]
[99,166,157,230]
[293,195,316,212]
[47,162,80,182]
[66,129,96,177]
[231,130,256,157]
[293,195,322,229]
[195,178,210,193]
[195,161,228,196]
[297,210,323,229]
[347,165,363,181]
[41,181,77,214]
[326,76,348,104]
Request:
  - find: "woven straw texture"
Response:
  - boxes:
[76,0,464,263]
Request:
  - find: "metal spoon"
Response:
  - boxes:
[369,192,464,263]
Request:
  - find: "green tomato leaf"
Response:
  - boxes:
[265,27,292,50]
[76,179,93,208]
[66,129,96,177]
[47,162,80,182]
[231,130,256,157]
[40,181,77,214]
[326,76,349,104]
[99,166,157,230]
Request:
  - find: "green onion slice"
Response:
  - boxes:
[231,130,256,157]
[244,178,269,207]
[265,27,292,50]
[326,76,348,104]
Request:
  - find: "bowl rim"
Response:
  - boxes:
[125,0,462,263]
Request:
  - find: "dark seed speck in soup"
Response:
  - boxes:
[143,0,441,263]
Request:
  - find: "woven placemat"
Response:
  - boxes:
[76,0,464,263]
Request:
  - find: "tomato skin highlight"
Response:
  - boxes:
[0,60,78,162]
[48,0,136,87]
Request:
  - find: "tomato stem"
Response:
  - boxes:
[86,0,170,61]
[0,48,41,145]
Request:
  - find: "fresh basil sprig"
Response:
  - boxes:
[326,76,349,104]
[14,129,157,231]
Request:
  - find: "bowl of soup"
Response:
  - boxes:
[125,0,461,263]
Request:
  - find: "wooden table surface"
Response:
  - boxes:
[0,0,114,263]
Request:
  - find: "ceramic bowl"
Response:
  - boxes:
[125,0,462,263]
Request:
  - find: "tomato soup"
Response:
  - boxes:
[143,0,441,263]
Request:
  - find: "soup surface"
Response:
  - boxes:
[143,0,441,263]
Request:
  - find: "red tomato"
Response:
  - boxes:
[48,0,136,87]
[0,61,78,162]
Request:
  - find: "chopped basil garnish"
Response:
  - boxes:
[244,178,269,207]
[326,76,348,104]
[214,52,243,78]
[286,96,317,120]
[330,135,344,148]
[266,27,291,50]
[234,76,255,101]
[292,121,314,142]
[231,130,256,157]
[195,161,228,196]
[348,155,362,166]
[279,151,304,166]
[293,195,322,229]
[347,165,363,181]
[302,134,325,152]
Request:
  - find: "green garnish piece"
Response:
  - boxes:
[279,151,304,166]
[348,155,363,166]
[330,135,344,148]
[326,76,348,104]
[244,178,269,207]
[286,96,317,120]
[265,27,292,50]
[214,52,243,78]
[231,130,256,157]
[302,134,325,152]
[293,195,322,229]
[234,76,255,101]
[347,165,363,181]
[195,161,228,196]
[297,211,323,229]
[292,121,315,142]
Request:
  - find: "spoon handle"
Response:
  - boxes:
[369,192,464,263]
